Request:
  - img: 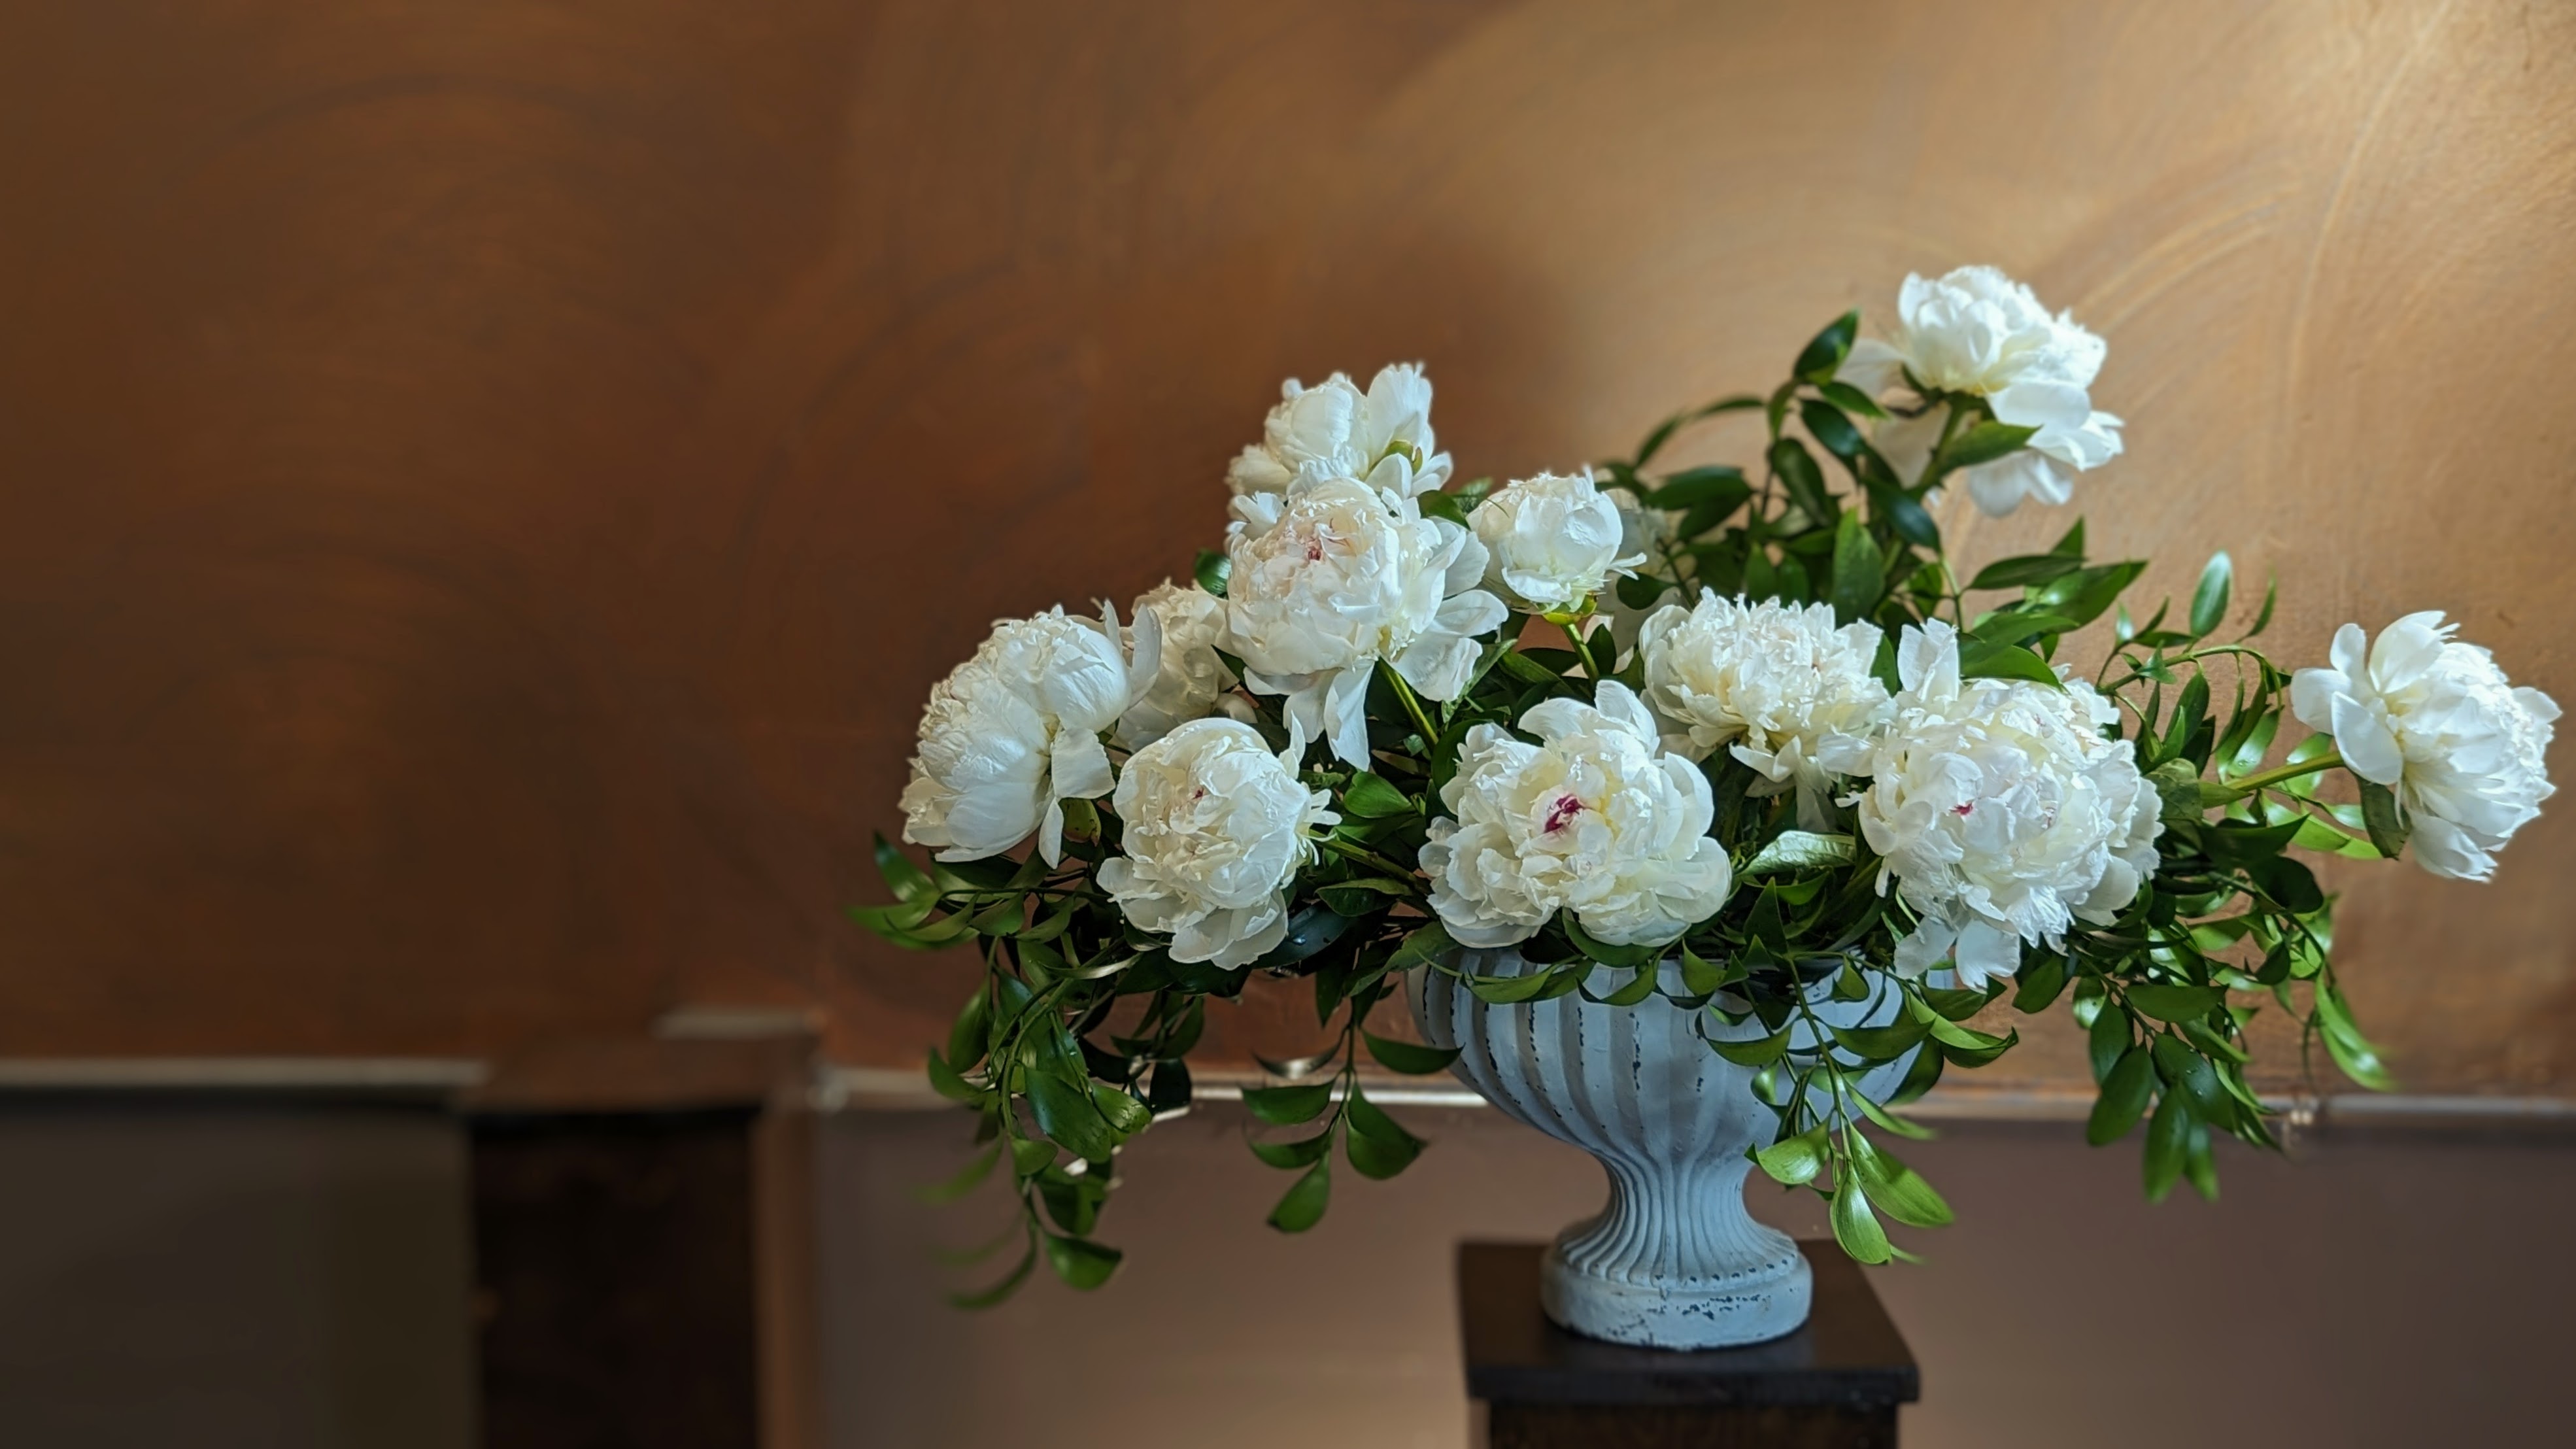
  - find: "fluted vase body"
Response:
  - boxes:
[1410,947,1907,1348]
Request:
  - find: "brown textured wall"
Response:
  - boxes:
[2,1,2571,1091]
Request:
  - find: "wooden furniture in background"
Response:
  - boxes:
[1460,1242,1918,1448]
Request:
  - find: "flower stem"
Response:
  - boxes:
[1323,836,1421,886]
[1378,660,1440,746]
[2229,750,2343,797]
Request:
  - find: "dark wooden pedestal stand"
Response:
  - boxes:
[1459,1242,1918,1448]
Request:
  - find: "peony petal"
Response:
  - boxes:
[1038,798,1066,867]
[2288,667,2348,732]
[1838,336,1909,398]
[1323,663,1373,768]
[2329,695,2405,785]
[1891,917,1957,978]
[1989,380,2093,432]
[1591,679,1659,742]
[1952,919,2021,988]
[1051,733,1113,803]
[2328,621,2369,682]
[2407,813,2494,882]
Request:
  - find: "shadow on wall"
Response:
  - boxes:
[0,1102,474,1449]
[821,1107,2575,1449]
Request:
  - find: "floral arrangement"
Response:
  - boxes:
[861,267,2558,1302]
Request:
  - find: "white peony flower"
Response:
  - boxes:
[1852,621,2161,987]
[1223,473,1507,767]
[1840,266,2125,517]
[1420,681,1733,949]
[900,603,1161,866]
[1225,362,1451,506]
[1116,580,1238,750]
[1600,486,1678,651]
[1637,593,1891,829]
[2290,612,2558,881]
[1100,718,1338,968]
[1470,469,1646,613]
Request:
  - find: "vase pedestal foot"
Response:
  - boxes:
[1540,1238,1812,1350]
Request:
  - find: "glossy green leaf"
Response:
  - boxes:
[1043,1233,1123,1290]
[1957,638,2064,690]
[1831,1174,1893,1265]
[942,987,990,1072]
[1708,1024,1791,1067]
[1249,1131,1334,1169]
[1091,1082,1152,1136]
[1742,830,1856,878]
[1937,421,2037,471]
[2086,1048,2156,1145]
[1769,437,1836,526]
[2087,1001,2129,1083]
[1363,1031,1463,1075]
[2011,955,2069,1013]
[2143,1091,2191,1202]
[925,1048,987,1106]
[1829,1016,1930,1061]
[1755,1125,1829,1185]
[1801,398,1864,458]
[1267,1159,1332,1233]
[1678,944,1732,997]
[1969,554,2083,590]
[1466,968,1560,1004]
[1850,1134,1954,1228]
[1027,1068,1115,1161]
[1796,310,1861,382]
[1342,771,1415,819]
[1829,509,1881,624]
[1386,921,1457,976]
[1344,1091,1425,1180]
[2358,779,2411,860]
[2189,551,2233,638]
[1240,1083,1332,1125]
[2127,983,2225,1022]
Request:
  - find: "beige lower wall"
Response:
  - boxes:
[820,1107,2576,1448]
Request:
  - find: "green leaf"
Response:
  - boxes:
[1009,1136,1057,1178]
[1466,968,1560,1004]
[1708,1027,1791,1068]
[2189,552,2233,638]
[2087,1001,2129,1083]
[925,1048,986,1106]
[1386,921,1456,976]
[1937,421,2037,471]
[2127,983,2225,1022]
[915,1143,1001,1204]
[1650,465,1750,511]
[2012,955,2069,1013]
[1956,638,2063,690]
[1969,554,2084,590]
[1853,1090,1936,1141]
[1344,1091,1425,1180]
[1563,917,1660,968]
[1249,1131,1334,1169]
[1027,1069,1115,1161]
[1829,509,1881,624]
[873,832,938,904]
[1829,1016,1931,1061]
[2314,980,2396,1091]
[2244,573,2278,639]
[1797,310,1861,382]
[1091,1081,1153,1136]
[1850,1134,1954,1228]
[1801,398,1865,459]
[1342,771,1415,819]
[1043,1233,1123,1290]
[1363,1031,1462,1075]
[1742,830,1856,878]
[2086,1048,2156,1145]
[1585,964,1661,1008]
[1267,1160,1332,1233]
[1830,1173,1893,1265]
[945,989,992,1072]
[2143,1092,2191,1202]
[2358,779,2411,860]
[1769,437,1836,526]
[1194,548,1232,598]
[1755,1125,1829,1185]
[1869,481,1940,549]
[2183,1118,2220,1201]
[1817,379,1888,418]
[2152,1034,2228,1119]
[1241,1083,1332,1125]
[2052,518,2088,557]
[948,1236,1038,1310]
[1678,944,1735,998]
[1969,611,2079,649]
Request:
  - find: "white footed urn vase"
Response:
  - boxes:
[1411,948,1908,1349]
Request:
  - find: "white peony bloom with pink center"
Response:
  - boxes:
[1100,718,1338,968]
[1420,681,1733,949]
[1853,621,2161,987]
